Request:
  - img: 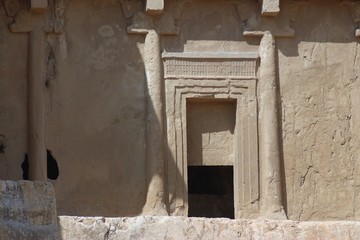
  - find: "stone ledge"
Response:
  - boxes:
[59,216,360,240]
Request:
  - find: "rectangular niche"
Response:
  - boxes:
[186,99,236,166]
[164,52,259,219]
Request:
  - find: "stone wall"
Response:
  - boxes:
[0,0,359,221]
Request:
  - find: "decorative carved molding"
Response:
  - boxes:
[165,79,259,218]
[162,52,258,79]
[164,52,260,218]
[236,0,306,38]
[2,0,68,34]
[121,0,185,35]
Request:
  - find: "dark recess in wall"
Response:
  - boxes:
[21,150,59,180]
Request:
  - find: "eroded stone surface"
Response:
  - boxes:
[0,180,60,239]
[0,0,359,222]
[59,216,360,240]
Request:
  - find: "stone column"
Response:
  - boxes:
[258,32,286,219]
[28,30,47,180]
[142,30,167,215]
[9,4,54,181]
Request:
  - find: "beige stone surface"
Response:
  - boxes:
[187,100,236,166]
[0,0,360,222]
[0,180,60,239]
[59,216,360,240]
[30,0,48,13]
[261,0,280,16]
[145,0,164,15]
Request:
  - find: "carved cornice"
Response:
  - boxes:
[121,0,185,35]
[2,0,68,34]
[235,0,306,38]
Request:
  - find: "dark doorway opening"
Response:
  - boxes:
[188,166,234,219]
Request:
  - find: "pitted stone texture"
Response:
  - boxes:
[59,216,360,240]
[0,180,57,225]
[0,181,60,239]
[0,221,60,240]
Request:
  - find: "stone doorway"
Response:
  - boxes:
[186,99,236,218]
[163,52,259,218]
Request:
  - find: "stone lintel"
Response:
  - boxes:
[162,52,259,59]
[30,0,48,13]
[261,0,280,17]
[146,0,164,16]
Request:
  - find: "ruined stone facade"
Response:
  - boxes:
[0,0,360,222]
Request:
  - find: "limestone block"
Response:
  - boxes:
[145,0,164,15]
[0,181,57,225]
[0,181,60,239]
[59,216,360,239]
[30,0,48,13]
[261,0,280,16]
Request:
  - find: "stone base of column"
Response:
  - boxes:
[141,176,168,216]
[260,206,287,220]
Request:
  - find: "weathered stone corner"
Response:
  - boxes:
[30,0,48,13]
[261,0,280,17]
[145,0,164,15]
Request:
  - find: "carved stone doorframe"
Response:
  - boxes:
[163,52,260,218]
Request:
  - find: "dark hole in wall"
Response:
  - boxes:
[0,143,5,154]
[188,166,234,219]
[21,150,59,180]
[21,154,29,180]
[47,150,59,180]
[0,135,5,154]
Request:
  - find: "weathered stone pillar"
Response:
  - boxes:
[10,10,50,180]
[123,2,179,215]
[28,30,47,180]
[142,30,167,215]
[258,32,286,219]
